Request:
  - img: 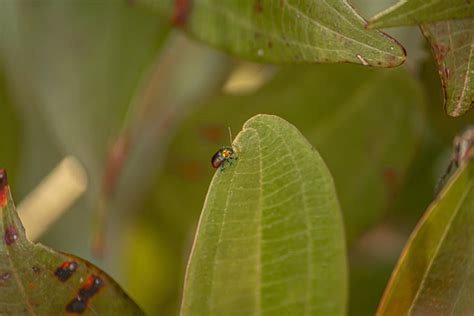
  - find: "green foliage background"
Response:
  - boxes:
[0,0,473,315]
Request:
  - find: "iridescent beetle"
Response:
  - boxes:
[211,128,238,171]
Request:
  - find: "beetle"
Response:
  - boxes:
[211,128,238,171]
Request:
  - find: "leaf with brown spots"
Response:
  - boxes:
[369,0,474,28]
[421,19,474,117]
[0,169,143,315]
[139,0,406,67]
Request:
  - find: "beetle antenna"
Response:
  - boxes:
[228,126,233,146]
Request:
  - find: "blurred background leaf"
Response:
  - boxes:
[369,0,474,28]
[139,0,406,67]
[378,148,474,315]
[0,0,169,257]
[0,0,473,315]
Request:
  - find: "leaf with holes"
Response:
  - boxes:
[368,0,474,28]
[0,170,143,315]
[181,114,347,315]
[421,19,474,117]
[377,144,474,314]
[140,0,406,67]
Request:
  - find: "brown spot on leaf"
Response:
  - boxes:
[172,0,191,27]
[433,44,449,62]
[444,67,450,80]
[66,275,104,314]
[1,272,11,281]
[267,41,273,48]
[4,226,18,245]
[66,297,87,314]
[55,261,78,282]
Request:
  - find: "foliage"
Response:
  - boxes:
[0,0,473,315]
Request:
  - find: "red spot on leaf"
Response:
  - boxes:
[4,226,18,245]
[55,261,78,282]
[172,0,191,27]
[0,169,8,208]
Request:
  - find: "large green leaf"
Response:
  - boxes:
[377,132,474,315]
[369,0,474,28]
[0,169,142,314]
[181,115,347,315]
[124,64,424,314]
[140,0,406,67]
[421,19,474,117]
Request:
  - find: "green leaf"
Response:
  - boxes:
[124,64,424,313]
[181,115,347,315]
[377,143,474,315]
[421,19,474,117]
[141,0,406,67]
[0,170,143,315]
[368,0,474,28]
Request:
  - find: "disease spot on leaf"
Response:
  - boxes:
[444,67,450,80]
[4,226,18,245]
[66,275,104,313]
[1,272,11,281]
[55,261,78,282]
[172,0,191,27]
[79,275,104,299]
[66,297,87,314]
